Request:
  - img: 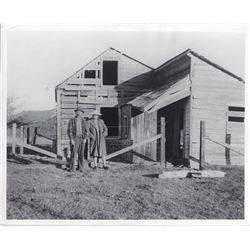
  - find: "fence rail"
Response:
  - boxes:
[198,120,244,169]
[8,117,167,167]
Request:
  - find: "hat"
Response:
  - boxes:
[74,107,85,113]
[91,110,102,116]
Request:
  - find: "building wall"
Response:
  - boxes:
[190,57,244,166]
[56,48,152,157]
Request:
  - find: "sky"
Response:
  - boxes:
[6,26,245,111]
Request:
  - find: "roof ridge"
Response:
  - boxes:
[154,48,244,83]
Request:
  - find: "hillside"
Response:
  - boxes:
[8,109,56,138]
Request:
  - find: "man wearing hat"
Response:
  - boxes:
[67,107,89,172]
[88,110,108,169]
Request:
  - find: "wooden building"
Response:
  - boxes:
[55,48,244,166]
[55,47,154,161]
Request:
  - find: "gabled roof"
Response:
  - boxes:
[109,47,154,70]
[55,47,153,90]
[155,49,244,83]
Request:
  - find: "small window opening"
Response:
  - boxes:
[228,105,245,123]
[103,61,118,85]
[84,70,96,79]
[228,106,245,112]
[228,117,244,123]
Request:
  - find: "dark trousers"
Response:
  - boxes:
[70,135,87,171]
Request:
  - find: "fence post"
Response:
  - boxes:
[12,123,16,155]
[27,127,30,144]
[160,117,166,167]
[33,127,38,145]
[225,134,231,166]
[20,125,24,155]
[199,120,206,170]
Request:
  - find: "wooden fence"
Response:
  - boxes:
[8,117,167,166]
[199,120,244,169]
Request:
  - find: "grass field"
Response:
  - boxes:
[7,157,244,220]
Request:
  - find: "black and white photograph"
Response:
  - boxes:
[3,25,245,221]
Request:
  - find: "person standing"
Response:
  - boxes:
[88,110,108,169]
[67,107,89,172]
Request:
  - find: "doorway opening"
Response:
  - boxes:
[157,99,186,165]
[100,107,119,137]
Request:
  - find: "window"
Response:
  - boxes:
[228,105,245,123]
[103,61,118,85]
[228,117,244,122]
[100,107,119,136]
[84,70,96,78]
[228,106,245,112]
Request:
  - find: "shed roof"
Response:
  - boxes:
[128,76,191,112]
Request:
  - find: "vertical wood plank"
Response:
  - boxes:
[27,127,30,144]
[20,125,24,155]
[12,123,16,155]
[77,90,80,104]
[33,127,38,145]
[118,106,121,138]
[160,117,166,167]
[57,89,62,156]
[225,133,231,165]
[127,104,132,140]
[199,120,206,169]
[172,106,181,161]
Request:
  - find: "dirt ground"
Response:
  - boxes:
[7,157,244,220]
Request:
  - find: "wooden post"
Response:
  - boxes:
[33,127,38,145]
[27,127,30,144]
[56,89,62,156]
[225,134,231,166]
[20,125,24,155]
[12,123,16,155]
[199,120,205,170]
[160,117,166,167]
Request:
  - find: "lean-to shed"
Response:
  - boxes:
[128,49,245,166]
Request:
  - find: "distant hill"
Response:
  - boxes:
[9,109,56,138]
[11,109,56,125]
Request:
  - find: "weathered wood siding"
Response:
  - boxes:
[190,57,244,165]
[56,48,152,156]
[131,112,157,163]
[183,97,191,159]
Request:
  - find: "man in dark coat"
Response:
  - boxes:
[67,107,89,172]
[88,110,108,169]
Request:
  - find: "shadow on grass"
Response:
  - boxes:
[7,154,33,165]
[142,173,159,178]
